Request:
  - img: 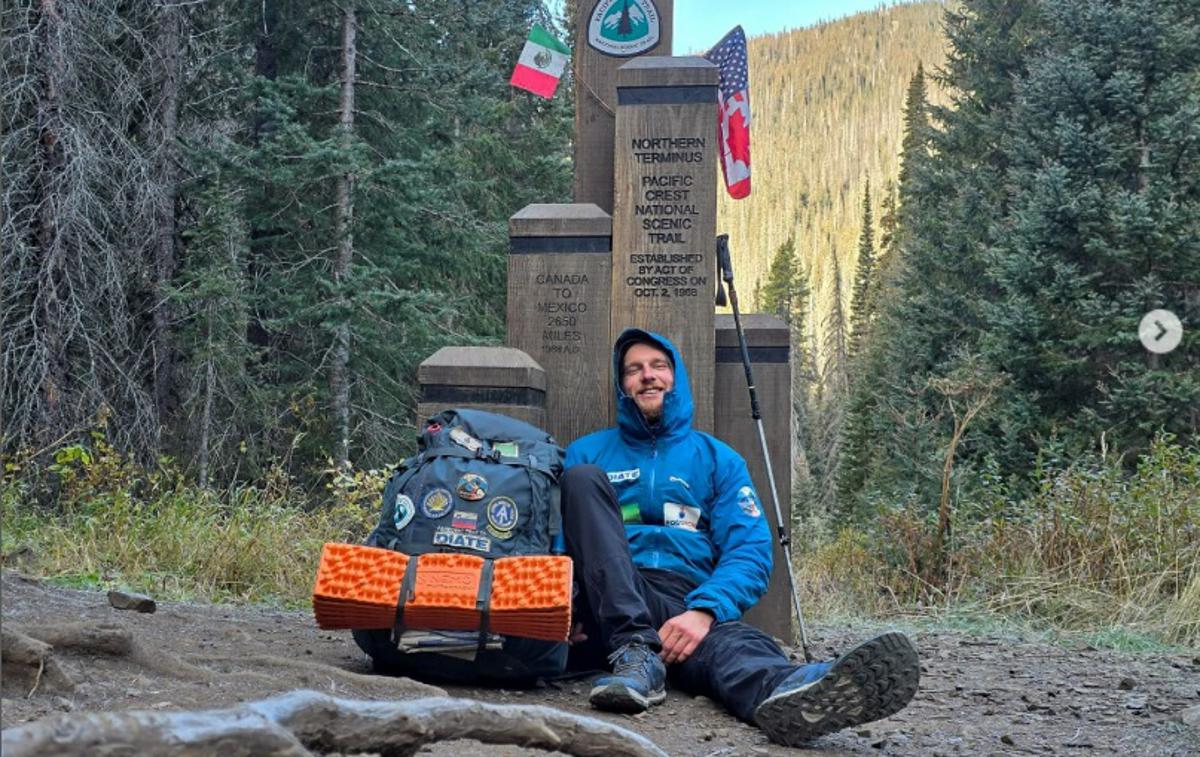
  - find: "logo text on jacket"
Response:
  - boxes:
[607,468,641,483]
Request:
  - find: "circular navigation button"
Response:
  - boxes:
[1138,309,1183,354]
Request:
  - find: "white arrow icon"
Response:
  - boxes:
[1138,309,1183,354]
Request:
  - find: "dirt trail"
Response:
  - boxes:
[2,571,1197,755]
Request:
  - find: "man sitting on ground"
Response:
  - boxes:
[560,328,920,746]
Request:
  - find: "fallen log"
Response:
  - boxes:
[0,628,75,696]
[0,688,668,757]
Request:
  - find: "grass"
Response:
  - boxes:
[1,439,380,607]
[2,433,1197,653]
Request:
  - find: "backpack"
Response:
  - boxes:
[366,408,565,560]
[355,409,569,684]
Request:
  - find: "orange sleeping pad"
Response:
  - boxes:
[312,543,572,642]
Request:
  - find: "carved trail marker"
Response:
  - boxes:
[611,56,719,431]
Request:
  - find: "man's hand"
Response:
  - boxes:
[658,609,714,664]
[569,621,588,645]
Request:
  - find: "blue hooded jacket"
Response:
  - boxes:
[565,329,773,623]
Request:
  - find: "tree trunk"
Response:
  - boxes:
[331,2,357,469]
[35,0,70,445]
[197,324,214,489]
[151,0,182,433]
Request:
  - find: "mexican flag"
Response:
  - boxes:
[511,24,570,99]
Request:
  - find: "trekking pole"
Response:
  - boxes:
[715,233,813,663]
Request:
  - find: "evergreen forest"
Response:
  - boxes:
[3,0,570,483]
[2,0,1197,644]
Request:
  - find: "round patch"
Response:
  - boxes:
[736,485,761,518]
[393,493,415,530]
[486,496,519,532]
[420,488,453,519]
[456,473,489,502]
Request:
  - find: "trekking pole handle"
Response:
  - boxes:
[716,234,734,283]
[716,235,761,420]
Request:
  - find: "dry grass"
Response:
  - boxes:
[0,440,379,605]
[797,436,1200,648]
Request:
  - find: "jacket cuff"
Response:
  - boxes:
[685,594,736,623]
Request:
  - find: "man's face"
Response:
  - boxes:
[621,342,675,423]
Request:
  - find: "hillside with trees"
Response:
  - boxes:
[760,0,1198,647]
[719,1,949,329]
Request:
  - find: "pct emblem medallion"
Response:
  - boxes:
[587,0,661,57]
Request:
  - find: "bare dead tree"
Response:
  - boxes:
[2,1,162,457]
[928,361,1004,582]
[149,0,183,428]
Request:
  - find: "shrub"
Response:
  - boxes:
[799,434,1199,646]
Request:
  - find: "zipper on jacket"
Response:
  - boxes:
[649,434,658,516]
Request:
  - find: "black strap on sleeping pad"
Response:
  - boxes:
[475,558,495,652]
[390,557,419,646]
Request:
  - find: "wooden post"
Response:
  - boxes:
[611,56,718,432]
[416,347,547,431]
[573,0,674,213]
[507,204,613,444]
[714,314,793,641]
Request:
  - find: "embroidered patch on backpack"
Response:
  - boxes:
[393,494,415,530]
[421,488,453,518]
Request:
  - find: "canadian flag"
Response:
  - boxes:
[705,26,752,199]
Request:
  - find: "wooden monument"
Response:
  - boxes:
[497,7,796,640]
[714,314,793,639]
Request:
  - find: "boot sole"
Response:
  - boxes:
[753,631,920,745]
[589,681,667,713]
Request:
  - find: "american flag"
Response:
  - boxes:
[704,26,751,199]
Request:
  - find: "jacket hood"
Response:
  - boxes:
[612,328,693,443]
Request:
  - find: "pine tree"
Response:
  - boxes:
[811,258,850,517]
[844,0,1040,509]
[978,0,1200,467]
[873,180,901,302]
[897,63,928,192]
[759,237,803,325]
[848,178,876,359]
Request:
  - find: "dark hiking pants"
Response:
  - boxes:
[561,464,798,722]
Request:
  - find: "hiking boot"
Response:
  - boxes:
[588,639,667,713]
[754,631,920,746]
